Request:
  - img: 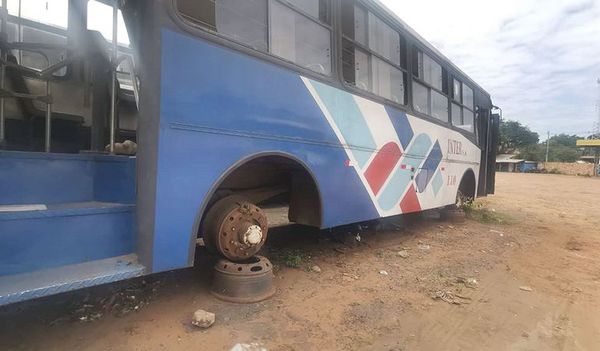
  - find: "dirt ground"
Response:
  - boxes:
[1,172,600,351]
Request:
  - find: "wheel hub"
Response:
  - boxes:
[241,224,263,246]
[204,197,268,262]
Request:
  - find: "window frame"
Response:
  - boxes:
[173,0,335,78]
[269,0,334,76]
[1,9,71,79]
[5,0,69,30]
[169,0,484,141]
[450,76,476,133]
[411,46,449,123]
[340,2,408,106]
[86,0,132,47]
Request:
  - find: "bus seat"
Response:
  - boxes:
[4,54,87,152]
[5,54,84,124]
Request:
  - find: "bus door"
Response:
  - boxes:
[476,107,499,196]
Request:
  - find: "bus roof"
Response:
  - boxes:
[368,0,491,98]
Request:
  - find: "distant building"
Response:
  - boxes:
[579,156,596,163]
[496,154,538,173]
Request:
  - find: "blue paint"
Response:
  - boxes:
[309,80,377,167]
[94,157,136,203]
[0,151,137,277]
[153,29,379,272]
[432,170,443,196]
[378,134,432,210]
[404,134,433,161]
[0,203,135,276]
[385,106,414,150]
[520,162,537,172]
[0,254,144,306]
[416,141,443,193]
[0,151,135,205]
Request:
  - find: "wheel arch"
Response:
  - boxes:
[458,168,477,199]
[187,151,324,264]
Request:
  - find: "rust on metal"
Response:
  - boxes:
[203,196,268,262]
[211,255,275,303]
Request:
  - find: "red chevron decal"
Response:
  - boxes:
[365,142,402,195]
[400,184,421,213]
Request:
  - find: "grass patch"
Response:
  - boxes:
[271,249,312,269]
[463,203,513,224]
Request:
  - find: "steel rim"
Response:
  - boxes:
[204,196,268,261]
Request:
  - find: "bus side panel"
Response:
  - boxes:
[152,29,379,272]
[152,29,481,273]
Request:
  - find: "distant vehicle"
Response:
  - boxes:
[0,0,499,305]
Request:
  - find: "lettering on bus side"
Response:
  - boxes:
[447,174,457,186]
[447,139,466,156]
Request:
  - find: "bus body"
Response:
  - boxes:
[0,0,499,305]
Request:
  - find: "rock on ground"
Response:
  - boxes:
[397,250,410,258]
[192,309,215,328]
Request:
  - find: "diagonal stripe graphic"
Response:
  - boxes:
[365,142,402,196]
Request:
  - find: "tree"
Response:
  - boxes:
[548,145,580,162]
[550,134,579,147]
[587,133,600,140]
[517,144,544,162]
[499,120,539,154]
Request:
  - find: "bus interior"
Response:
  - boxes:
[0,0,143,305]
[0,0,138,154]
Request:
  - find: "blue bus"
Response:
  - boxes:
[0,0,499,305]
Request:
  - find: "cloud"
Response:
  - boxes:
[380,0,600,137]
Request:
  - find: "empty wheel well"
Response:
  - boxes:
[198,154,323,236]
[458,169,477,199]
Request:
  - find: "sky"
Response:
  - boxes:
[380,0,600,138]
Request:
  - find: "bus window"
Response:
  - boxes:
[367,12,400,66]
[178,0,268,53]
[177,0,216,29]
[270,0,331,75]
[285,0,329,23]
[352,5,368,46]
[451,77,475,132]
[20,26,67,73]
[463,108,474,132]
[216,0,268,52]
[412,49,448,122]
[412,81,428,114]
[175,0,331,75]
[416,50,442,91]
[342,2,406,104]
[431,90,448,121]
[453,79,461,102]
[87,0,130,47]
[2,0,68,75]
[371,57,405,104]
[452,102,462,126]
[7,0,68,29]
[463,84,474,109]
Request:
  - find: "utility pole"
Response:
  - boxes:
[596,78,600,176]
[545,131,550,163]
[596,78,600,137]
